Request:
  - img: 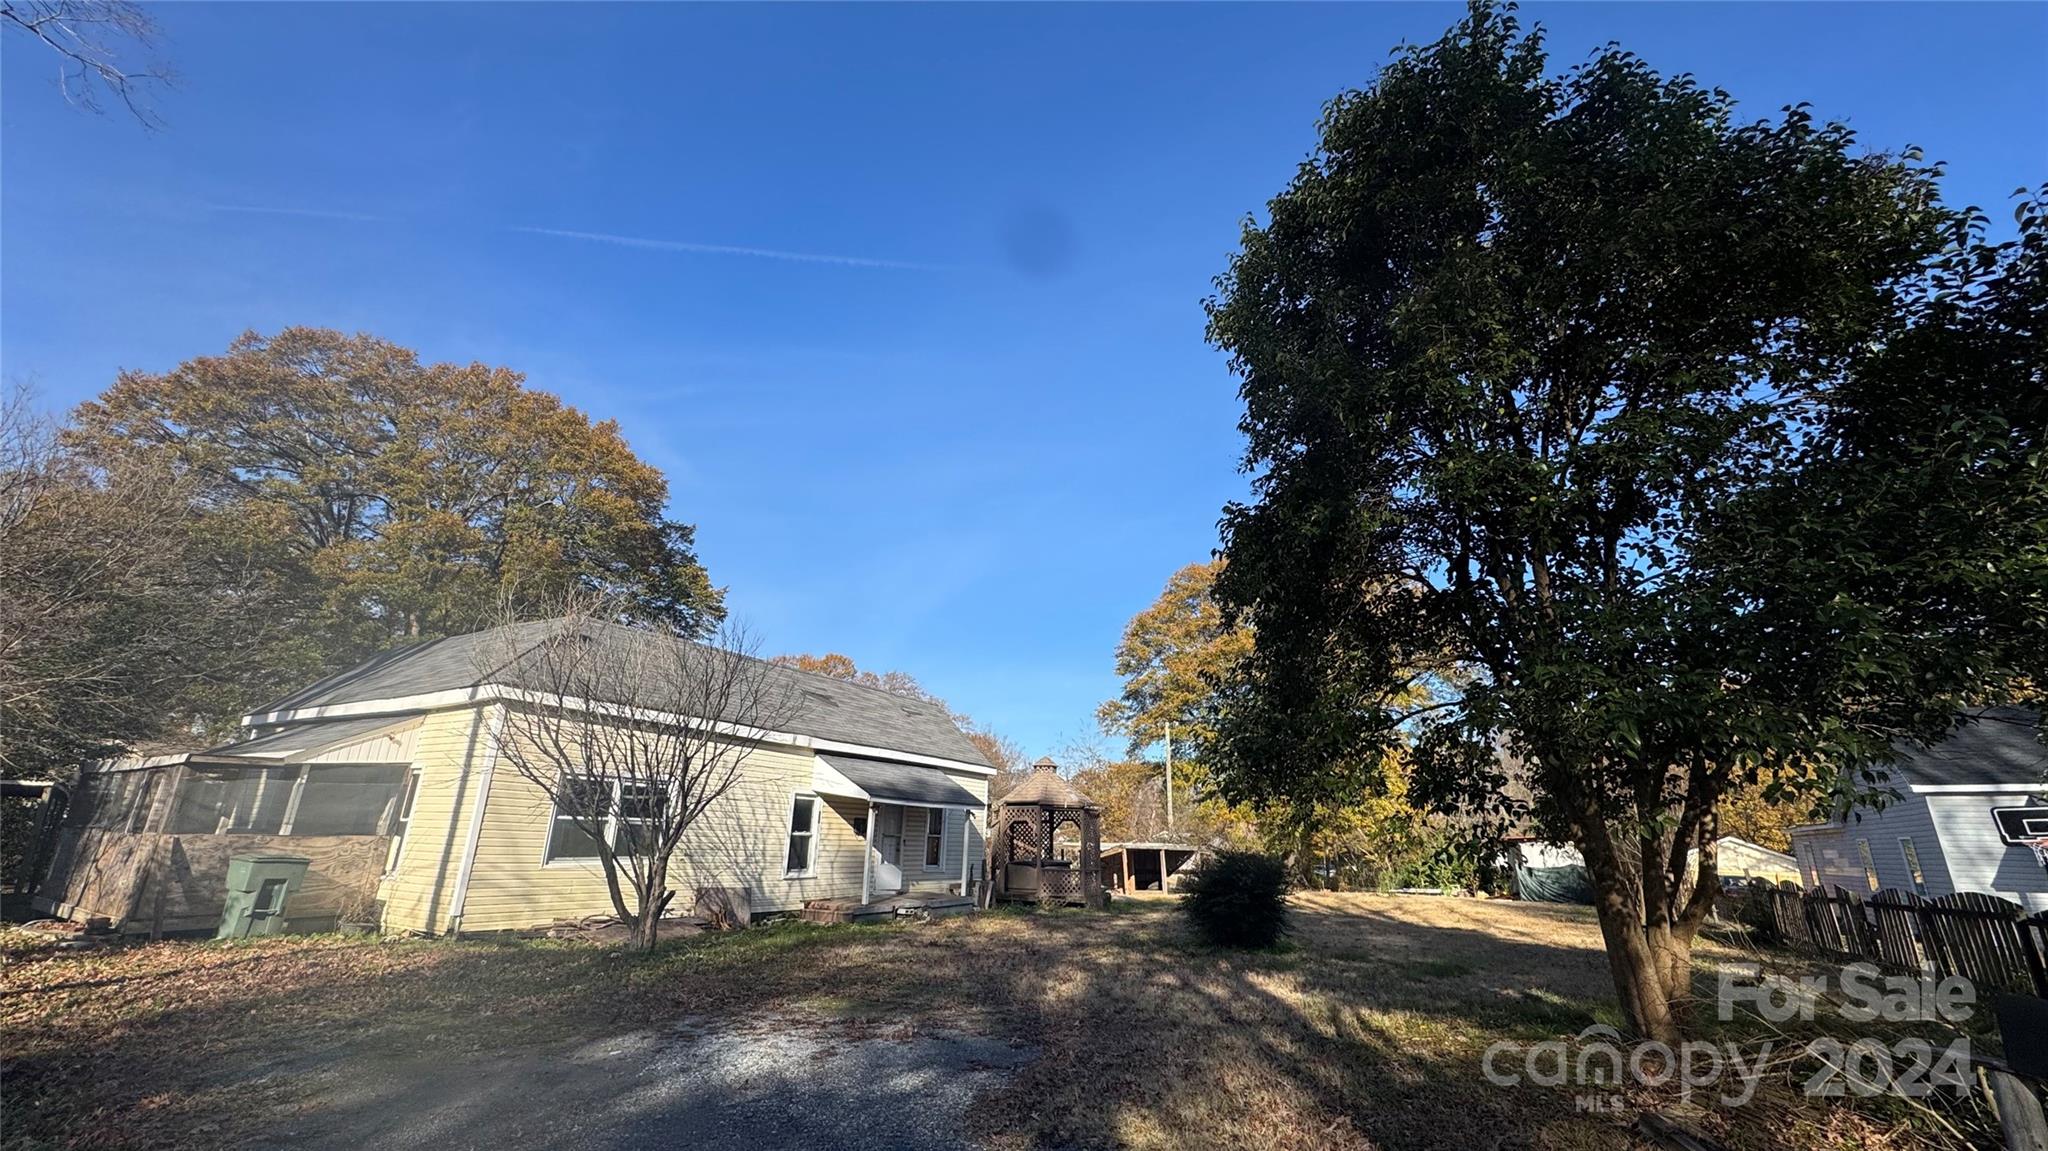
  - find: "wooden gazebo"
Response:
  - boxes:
[988,758,1103,907]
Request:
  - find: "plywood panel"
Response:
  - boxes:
[37,828,389,935]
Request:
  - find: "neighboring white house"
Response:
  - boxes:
[1505,836,1796,883]
[1705,836,1800,885]
[1789,707,2048,913]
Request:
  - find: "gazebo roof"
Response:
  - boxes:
[1001,757,1098,809]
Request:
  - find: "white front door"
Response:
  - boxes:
[874,805,905,894]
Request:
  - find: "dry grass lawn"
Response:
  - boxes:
[0,893,2000,1151]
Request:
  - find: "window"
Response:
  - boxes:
[546,776,610,862]
[230,769,297,833]
[289,765,407,836]
[79,771,145,830]
[385,770,422,873]
[168,767,263,834]
[1856,839,1879,892]
[785,794,818,875]
[543,777,671,864]
[924,808,945,868]
[1899,838,1927,895]
[614,782,668,857]
[164,764,406,837]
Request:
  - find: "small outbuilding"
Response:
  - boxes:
[988,758,1103,907]
[1101,842,1208,894]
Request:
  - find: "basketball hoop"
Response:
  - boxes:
[1992,807,2048,877]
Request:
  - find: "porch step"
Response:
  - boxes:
[800,894,974,925]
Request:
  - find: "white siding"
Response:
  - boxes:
[1791,826,1867,891]
[1513,841,1584,869]
[1925,792,2048,913]
[1791,794,1946,895]
[1792,791,2048,914]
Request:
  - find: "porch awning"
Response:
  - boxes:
[812,753,982,809]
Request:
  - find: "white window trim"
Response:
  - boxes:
[784,791,821,879]
[539,776,664,869]
[1898,837,1927,895]
[922,806,947,871]
[384,768,424,877]
[1855,838,1879,892]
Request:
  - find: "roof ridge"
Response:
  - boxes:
[561,617,945,709]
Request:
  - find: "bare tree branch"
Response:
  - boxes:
[1,0,172,130]
[476,592,801,950]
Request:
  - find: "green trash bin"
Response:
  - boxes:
[217,854,311,939]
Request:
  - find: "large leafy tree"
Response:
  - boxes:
[1203,3,2033,1043]
[69,328,725,673]
[1098,560,1254,818]
[1101,560,1417,874]
[3,386,268,771]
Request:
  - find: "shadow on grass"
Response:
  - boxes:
[4,897,1988,1151]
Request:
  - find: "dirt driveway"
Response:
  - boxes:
[280,1014,1036,1151]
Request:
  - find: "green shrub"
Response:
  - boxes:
[1179,849,1291,949]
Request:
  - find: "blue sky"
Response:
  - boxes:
[4,3,2043,760]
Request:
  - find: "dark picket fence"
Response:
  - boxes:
[1747,882,2048,999]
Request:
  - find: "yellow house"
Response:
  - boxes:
[34,622,994,935]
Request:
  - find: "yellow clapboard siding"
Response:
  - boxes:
[375,707,494,935]
[379,702,992,935]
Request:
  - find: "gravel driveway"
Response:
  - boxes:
[285,1013,1038,1151]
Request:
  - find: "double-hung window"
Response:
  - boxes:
[785,794,818,876]
[615,782,666,857]
[545,777,667,863]
[924,808,945,868]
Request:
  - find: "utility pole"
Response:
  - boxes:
[1163,719,1173,830]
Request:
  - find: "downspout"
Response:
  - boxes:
[446,703,507,937]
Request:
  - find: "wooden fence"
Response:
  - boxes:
[1749,883,2048,999]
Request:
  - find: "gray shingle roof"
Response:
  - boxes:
[250,620,992,768]
[205,714,420,760]
[999,760,1097,809]
[1884,707,2046,788]
[817,753,982,807]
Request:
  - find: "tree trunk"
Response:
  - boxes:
[1289,819,1316,888]
[594,849,637,934]
[630,854,668,952]
[1575,819,1696,1045]
[1571,815,1722,1046]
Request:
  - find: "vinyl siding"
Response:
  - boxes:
[1925,792,2048,913]
[1710,839,1800,884]
[1790,794,1946,895]
[300,719,421,765]
[376,707,497,934]
[1787,790,2048,912]
[381,703,991,934]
